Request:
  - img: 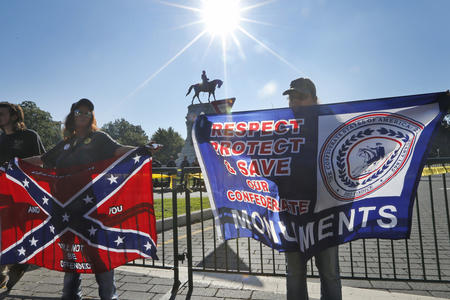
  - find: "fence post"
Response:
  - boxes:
[171,188,181,296]
[185,188,193,298]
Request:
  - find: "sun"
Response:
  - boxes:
[201,0,241,36]
[125,0,301,100]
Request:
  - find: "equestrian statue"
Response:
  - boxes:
[186,70,223,104]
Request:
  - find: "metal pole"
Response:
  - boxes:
[442,172,450,241]
[415,195,427,280]
[160,172,165,267]
[186,189,193,298]
[171,189,180,296]
[428,175,441,280]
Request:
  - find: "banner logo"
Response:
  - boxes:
[320,113,423,201]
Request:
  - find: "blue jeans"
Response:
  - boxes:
[286,246,342,300]
[62,270,118,300]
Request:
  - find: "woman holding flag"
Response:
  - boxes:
[24,98,155,300]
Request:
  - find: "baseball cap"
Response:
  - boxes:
[282,78,316,98]
[71,98,94,112]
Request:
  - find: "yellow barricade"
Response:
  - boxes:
[186,172,204,189]
[152,173,176,188]
[421,164,450,176]
[187,173,203,180]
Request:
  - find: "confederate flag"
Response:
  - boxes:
[0,147,157,273]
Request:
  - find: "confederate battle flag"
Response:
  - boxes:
[0,147,157,273]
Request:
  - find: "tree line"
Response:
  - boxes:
[18,101,184,165]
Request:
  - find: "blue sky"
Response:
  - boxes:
[1,0,449,139]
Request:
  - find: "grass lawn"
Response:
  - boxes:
[153,196,211,220]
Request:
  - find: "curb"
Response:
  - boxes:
[156,208,213,233]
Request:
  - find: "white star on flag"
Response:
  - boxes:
[62,213,70,222]
[144,241,153,251]
[49,225,55,234]
[83,195,93,204]
[23,179,29,188]
[114,236,124,246]
[8,163,13,170]
[42,196,49,205]
[107,174,118,184]
[133,154,141,164]
[18,247,26,256]
[88,226,97,236]
[29,236,38,246]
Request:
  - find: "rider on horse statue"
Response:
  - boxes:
[201,70,209,87]
[186,70,223,104]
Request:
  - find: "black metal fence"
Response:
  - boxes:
[128,159,450,295]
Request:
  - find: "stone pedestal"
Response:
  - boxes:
[176,98,236,166]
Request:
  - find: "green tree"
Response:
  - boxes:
[102,118,149,146]
[151,127,184,164]
[20,101,62,150]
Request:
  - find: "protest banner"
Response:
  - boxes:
[193,92,449,258]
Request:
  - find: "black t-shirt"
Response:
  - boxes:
[0,129,46,164]
[42,131,121,169]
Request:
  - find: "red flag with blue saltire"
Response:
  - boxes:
[0,147,157,273]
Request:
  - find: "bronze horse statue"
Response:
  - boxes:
[186,79,223,104]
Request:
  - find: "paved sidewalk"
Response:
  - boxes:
[1,265,449,299]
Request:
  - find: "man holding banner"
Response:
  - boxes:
[193,77,448,300]
[0,102,46,291]
[282,78,341,300]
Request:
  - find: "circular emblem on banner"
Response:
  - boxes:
[319,113,424,201]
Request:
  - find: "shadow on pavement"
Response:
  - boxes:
[196,243,264,287]
[0,290,59,300]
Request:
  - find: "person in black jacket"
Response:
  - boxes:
[0,102,46,291]
[282,78,342,300]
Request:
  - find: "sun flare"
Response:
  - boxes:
[201,0,241,36]
[126,0,301,101]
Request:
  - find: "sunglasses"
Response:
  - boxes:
[74,109,93,117]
